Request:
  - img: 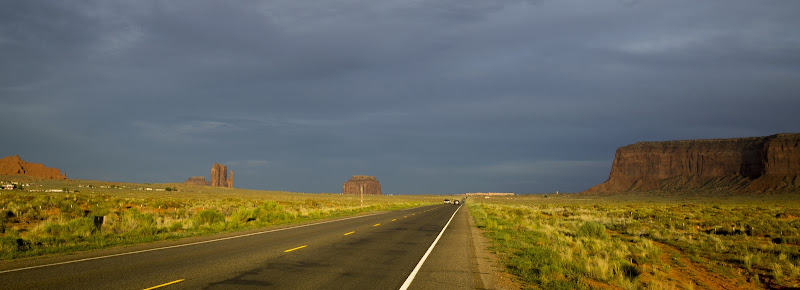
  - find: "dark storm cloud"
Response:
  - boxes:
[2,0,799,194]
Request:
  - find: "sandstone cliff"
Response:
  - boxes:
[586,133,800,193]
[184,163,233,187]
[210,163,233,188]
[184,176,210,186]
[343,175,382,195]
[0,155,67,179]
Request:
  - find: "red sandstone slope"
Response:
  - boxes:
[585,133,800,193]
[0,155,67,179]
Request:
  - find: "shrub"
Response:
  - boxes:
[577,222,607,239]
[620,263,641,279]
[115,209,156,234]
[169,222,183,232]
[194,210,225,227]
[58,202,83,219]
[42,217,96,238]
[0,211,8,234]
[134,226,161,236]
[508,246,562,284]
[0,235,30,255]
[231,208,257,223]
[544,279,584,290]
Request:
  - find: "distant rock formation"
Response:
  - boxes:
[210,163,233,188]
[585,133,800,193]
[184,163,233,188]
[0,155,66,179]
[184,176,210,186]
[343,175,382,195]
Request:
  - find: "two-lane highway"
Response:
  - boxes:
[0,204,469,289]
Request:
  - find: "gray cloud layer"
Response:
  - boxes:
[2,0,799,194]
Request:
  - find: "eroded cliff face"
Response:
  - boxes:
[343,175,382,195]
[586,134,800,193]
[0,155,67,179]
[211,163,233,188]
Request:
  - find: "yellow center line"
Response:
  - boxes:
[392,219,397,222]
[284,245,308,252]
[373,223,381,227]
[404,216,407,218]
[143,279,185,290]
[344,231,355,235]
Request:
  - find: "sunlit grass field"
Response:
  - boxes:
[0,176,438,260]
[470,192,800,289]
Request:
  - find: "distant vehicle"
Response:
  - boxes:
[453,199,460,205]
[444,199,451,204]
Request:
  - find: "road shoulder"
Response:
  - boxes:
[466,204,523,289]
[409,205,473,289]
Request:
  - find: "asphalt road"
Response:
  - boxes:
[0,203,478,289]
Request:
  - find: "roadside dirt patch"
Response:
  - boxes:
[648,241,755,289]
[606,228,757,289]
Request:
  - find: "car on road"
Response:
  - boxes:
[453,199,460,205]
[444,199,451,204]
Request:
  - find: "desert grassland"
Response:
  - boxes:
[0,177,439,260]
[469,192,800,289]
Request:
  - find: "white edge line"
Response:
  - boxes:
[0,211,390,274]
[399,205,461,290]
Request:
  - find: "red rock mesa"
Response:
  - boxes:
[586,133,800,193]
[343,175,382,195]
[0,155,66,179]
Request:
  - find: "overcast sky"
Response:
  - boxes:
[2,1,799,194]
